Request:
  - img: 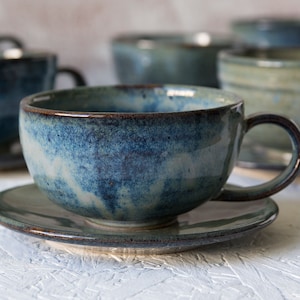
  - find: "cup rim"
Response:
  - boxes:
[219,47,300,68]
[0,49,56,61]
[232,17,300,30]
[20,84,244,118]
[112,32,233,49]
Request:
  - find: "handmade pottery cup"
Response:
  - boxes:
[112,32,232,87]
[218,47,300,154]
[19,85,300,230]
[0,49,85,145]
[231,18,300,48]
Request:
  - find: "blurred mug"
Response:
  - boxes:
[0,49,85,145]
[218,47,300,154]
[112,32,233,87]
[231,18,300,48]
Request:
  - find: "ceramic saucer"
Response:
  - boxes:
[0,184,278,254]
[0,141,26,171]
[237,144,290,170]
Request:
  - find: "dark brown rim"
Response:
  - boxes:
[112,32,233,49]
[20,85,244,119]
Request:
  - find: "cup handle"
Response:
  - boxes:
[214,113,300,201]
[57,67,86,86]
[0,36,23,49]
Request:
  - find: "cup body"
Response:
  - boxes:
[112,33,232,88]
[0,50,57,145]
[20,85,245,225]
[232,18,300,48]
[218,47,300,151]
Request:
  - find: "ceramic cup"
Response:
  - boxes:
[231,18,300,48]
[112,32,232,88]
[218,48,300,155]
[19,85,300,230]
[0,49,85,145]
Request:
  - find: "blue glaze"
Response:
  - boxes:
[112,33,232,87]
[20,85,300,226]
[20,86,244,223]
[0,52,57,144]
[0,51,85,146]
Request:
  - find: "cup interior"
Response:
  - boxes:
[24,85,242,114]
[220,48,300,66]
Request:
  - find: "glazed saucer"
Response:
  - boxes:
[0,140,26,171]
[0,184,278,254]
[237,144,290,170]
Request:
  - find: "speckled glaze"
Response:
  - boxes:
[0,50,85,146]
[232,18,300,48]
[112,33,233,87]
[19,85,300,228]
[218,48,300,152]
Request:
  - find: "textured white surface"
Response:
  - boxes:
[1,168,300,299]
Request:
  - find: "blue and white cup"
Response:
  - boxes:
[19,85,300,230]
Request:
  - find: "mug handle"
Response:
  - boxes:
[0,36,23,49]
[57,67,86,86]
[214,113,300,201]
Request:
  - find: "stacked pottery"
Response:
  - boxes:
[0,47,86,170]
[218,18,300,168]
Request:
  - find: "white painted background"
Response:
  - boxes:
[0,0,299,86]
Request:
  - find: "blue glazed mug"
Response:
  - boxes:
[0,49,85,145]
[231,18,300,48]
[112,32,232,87]
[19,85,300,230]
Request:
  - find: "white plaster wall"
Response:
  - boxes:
[0,0,299,86]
